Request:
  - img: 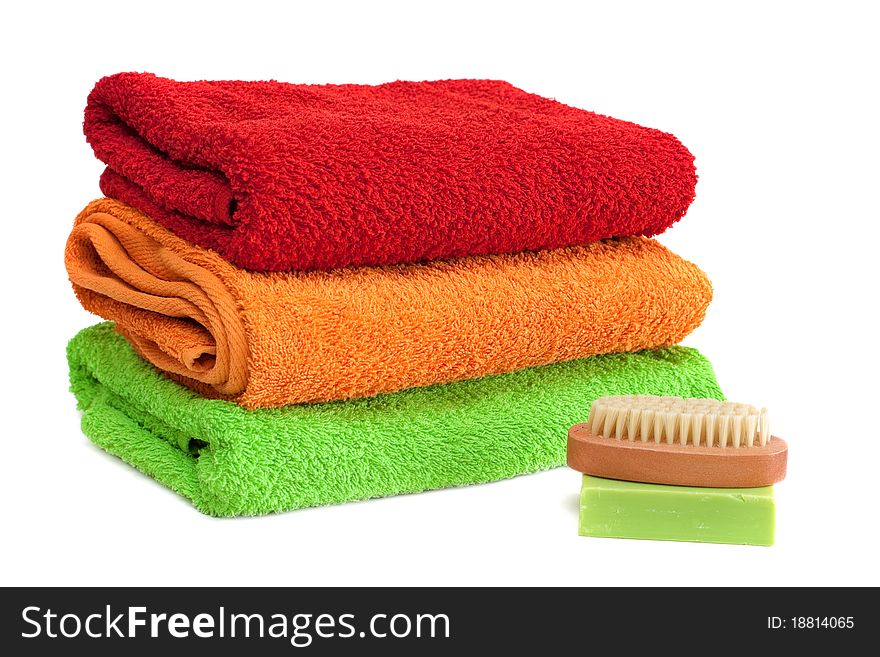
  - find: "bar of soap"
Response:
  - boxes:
[579,475,774,546]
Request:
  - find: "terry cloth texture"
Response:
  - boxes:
[69,323,724,516]
[65,199,713,409]
[85,72,697,272]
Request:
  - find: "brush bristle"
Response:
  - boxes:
[587,396,769,448]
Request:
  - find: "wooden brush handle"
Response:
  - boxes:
[567,424,788,488]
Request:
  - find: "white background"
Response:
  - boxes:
[1,0,878,586]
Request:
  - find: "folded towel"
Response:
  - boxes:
[65,199,712,408]
[85,73,697,272]
[69,323,724,516]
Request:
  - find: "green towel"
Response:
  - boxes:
[67,323,724,517]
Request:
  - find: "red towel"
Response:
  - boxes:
[85,73,697,272]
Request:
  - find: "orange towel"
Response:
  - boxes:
[65,199,712,409]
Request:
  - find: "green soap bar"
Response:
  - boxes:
[579,476,774,546]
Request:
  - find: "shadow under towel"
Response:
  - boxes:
[68,323,724,517]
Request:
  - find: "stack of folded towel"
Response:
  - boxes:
[65,73,722,516]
